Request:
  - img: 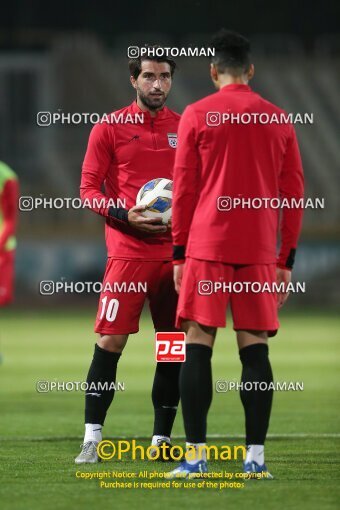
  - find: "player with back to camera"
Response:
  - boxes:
[75,47,181,464]
[167,29,304,478]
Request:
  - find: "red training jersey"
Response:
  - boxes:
[172,84,304,269]
[81,101,180,260]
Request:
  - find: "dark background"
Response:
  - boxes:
[2,0,340,45]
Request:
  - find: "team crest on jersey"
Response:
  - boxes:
[167,133,177,148]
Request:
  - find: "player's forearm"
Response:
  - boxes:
[172,181,199,262]
[80,164,129,221]
[172,205,195,248]
[173,244,185,264]
[80,186,128,223]
[80,179,129,224]
[277,207,304,270]
[277,126,304,270]
[80,166,111,217]
[80,185,110,217]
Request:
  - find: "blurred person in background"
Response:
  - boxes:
[0,161,19,308]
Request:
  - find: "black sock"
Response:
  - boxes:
[152,362,181,437]
[180,343,213,443]
[85,344,121,425]
[239,343,273,445]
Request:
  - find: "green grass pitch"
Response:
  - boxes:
[0,308,339,510]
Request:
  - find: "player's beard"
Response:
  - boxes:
[137,87,168,111]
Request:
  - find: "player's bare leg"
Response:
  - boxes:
[97,334,128,352]
[75,334,128,464]
[237,330,274,479]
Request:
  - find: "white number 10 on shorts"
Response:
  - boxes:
[99,297,120,322]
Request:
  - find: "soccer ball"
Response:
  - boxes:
[136,178,172,225]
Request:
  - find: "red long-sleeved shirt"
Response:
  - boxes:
[81,101,180,260]
[172,84,304,269]
[0,179,19,253]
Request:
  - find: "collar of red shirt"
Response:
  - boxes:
[220,84,251,93]
[130,100,169,120]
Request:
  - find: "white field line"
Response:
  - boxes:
[0,433,339,441]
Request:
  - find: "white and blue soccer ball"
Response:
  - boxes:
[136,178,172,225]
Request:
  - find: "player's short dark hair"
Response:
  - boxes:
[128,45,177,79]
[210,29,251,76]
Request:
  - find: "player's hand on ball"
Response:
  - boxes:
[173,263,184,294]
[128,205,167,233]
[276,267,291,308]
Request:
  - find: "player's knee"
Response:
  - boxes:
[97,334,128,353]
[183,320,216,347]
[236,330,268,350]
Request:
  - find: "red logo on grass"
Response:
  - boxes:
[155,332,186,362]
